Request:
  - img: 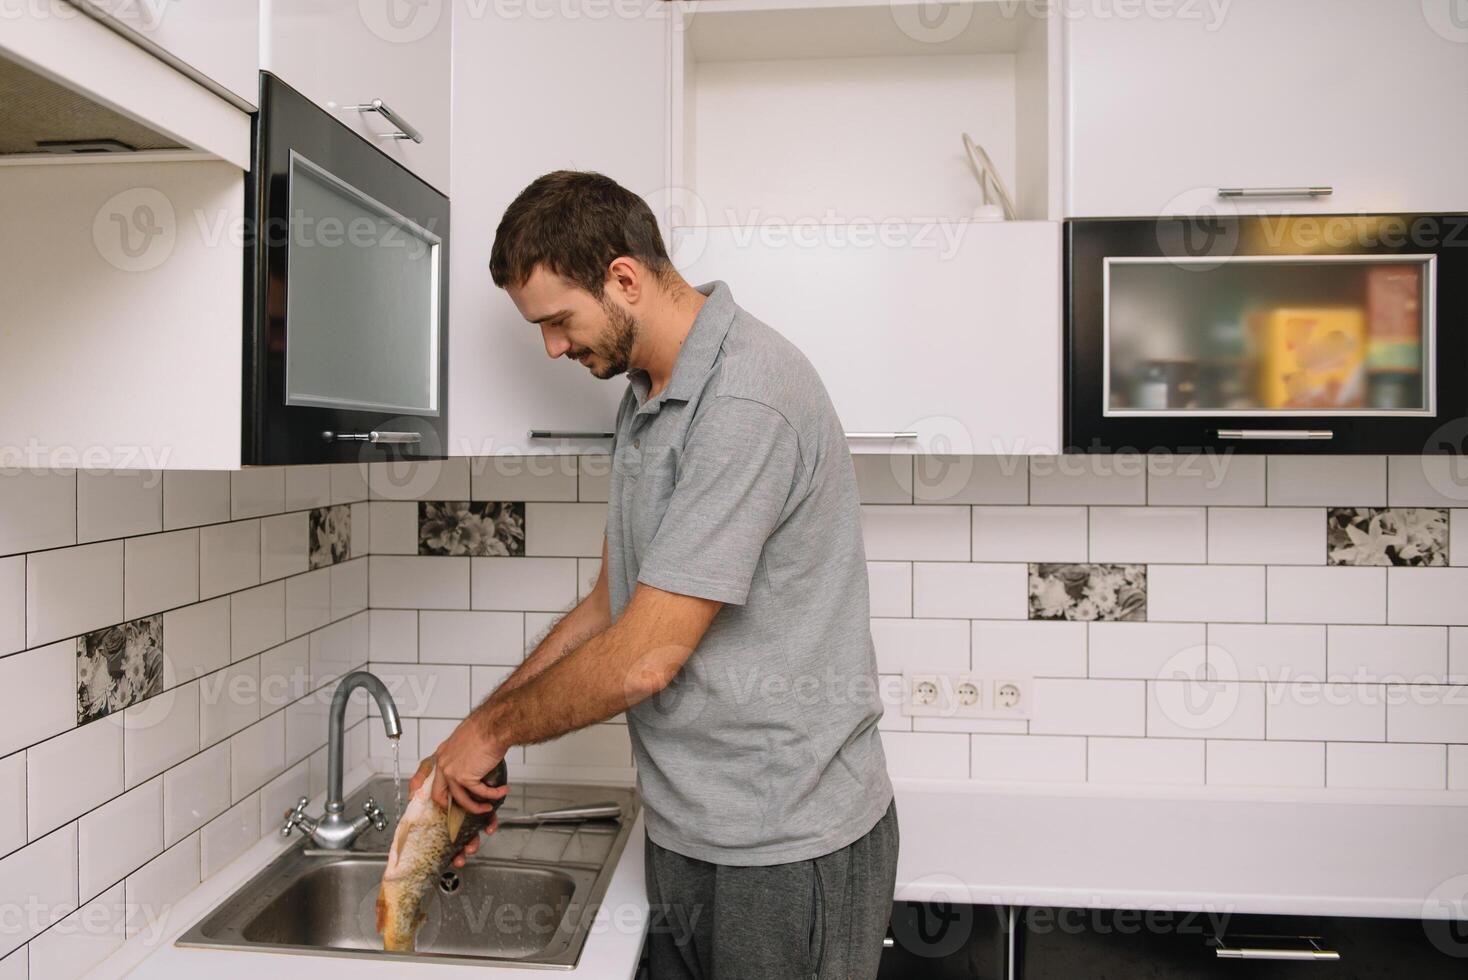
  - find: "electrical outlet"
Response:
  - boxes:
[903,674,947,717]
[955,679,982,708]
[991,678,1030,718]
[903,674,1031,719]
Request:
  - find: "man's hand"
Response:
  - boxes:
[408,750,509,869]
[429,714,511,815]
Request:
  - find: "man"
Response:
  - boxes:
[409,171,897,979]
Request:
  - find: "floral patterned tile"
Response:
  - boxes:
[1327,507,1448,566]
[419,501,525,557]
[309,504,352,569]
[1029,563,1146,622]
[76,615,163,724]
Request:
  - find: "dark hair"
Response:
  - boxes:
[489,170,673,296]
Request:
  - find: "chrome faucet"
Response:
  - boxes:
[281,670,403,850]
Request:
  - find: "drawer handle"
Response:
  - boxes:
[322,430,422,445]
[1216,429,1334,441]
[528,429,615,440]
[1217,186,1332,198]
[1214,946,1340,962]
[348,99,424,143]
[845,432,919,440]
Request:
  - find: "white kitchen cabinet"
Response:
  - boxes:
[678,221,1062,455]
[0,160,245,470]
[68,0,261,107]
[446,1,670,457]
[1065,0,1468,217]
[262,0,451,193]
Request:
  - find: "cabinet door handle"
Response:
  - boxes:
[1214,946,1340,962]
[322,430,422,445]
[1216,429,1334,441]
[528,429,615,440]
[1217,186,1332,198]
[845,432,919,440]
[348,99,424,143]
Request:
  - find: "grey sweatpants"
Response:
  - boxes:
[642,800,899,980]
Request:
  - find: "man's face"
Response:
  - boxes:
[507,266,637,380]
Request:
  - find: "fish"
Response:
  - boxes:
[376,760,508,952]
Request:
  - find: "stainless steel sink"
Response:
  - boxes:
[177,778,639,968]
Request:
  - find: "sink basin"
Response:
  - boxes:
[177,778,639,968]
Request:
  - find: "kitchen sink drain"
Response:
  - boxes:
[438,870,461,894]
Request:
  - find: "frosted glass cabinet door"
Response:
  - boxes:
[678,222,1062,455]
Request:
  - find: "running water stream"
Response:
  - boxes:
[390,735,402,829]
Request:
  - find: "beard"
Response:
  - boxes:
[574,298,638,380]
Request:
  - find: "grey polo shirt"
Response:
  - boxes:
[605,281,892,866]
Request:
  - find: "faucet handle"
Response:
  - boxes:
[281,796,312,838]
[363,797,388,832]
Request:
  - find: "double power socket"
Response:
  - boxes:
[901,674,1033,720]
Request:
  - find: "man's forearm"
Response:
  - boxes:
[489,585,611,701]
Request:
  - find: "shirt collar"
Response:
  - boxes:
[630,281,736,412]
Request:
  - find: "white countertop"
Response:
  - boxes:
[93,774,1468,977]
[891,779,1468,920]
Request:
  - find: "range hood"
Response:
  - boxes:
[0,51,184,156]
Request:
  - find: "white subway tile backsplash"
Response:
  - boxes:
[577,455,611,503]
[1327,625,1446,684]
[1266,682,1385,741]
[1268,567,1386,624]
[330,463,370,506]
[913,563,1027,619]
[124,529,198,620]
[972,621,1086,678]
[0,824,77,958]
[1088,622,1205,680]
[0,952,23,980]
[1326,742,1444,790]
[0,751,23,857]
[283,465,332,512]
[1088,737,1204,785]
[1029,456,1145,506]
[523,723,632,769]
[852,456,913,504]
[1452,627,1468,685]
[970,734,1086,783]
[231,468,284,520]
[26,880,125,980]
[1146,454,1264,506]
[1267,456,1385,506]
[124,834,199,938]
[870,618,968,674]
[866,562,911,617]
[912,716,1028,735]
[914,455,1028,505]
[525,503,606,557]
[77,777,162,901]
[1148,680,1265,740]
[369,501,418,556]
[1208,624,1325,683]
[162,471,230,531]
[161,599,229,682]
[258,761,310,834]
[259,512,307,581]
[230,712,285,802]
[27,719,122,841]
[1386,685,1468,744]
[120,680,200,788]
[419,611,523,666]
[470,664,516,704]
[1387,456,1468,507]
[372,663,472,719]
[76,470,160,543]
[471,558,576,612]
[200,793,259,879]
[350,501,369,558]
[1090,507,1206,564]
[308,615,368,689]
[0,641,74,757]
[972,507,1086,562]
[26,541,123,647]
[1456,511,1467,567]
[862,506,969,561]
[1206,740,1324,788]
[371,556,470,609]
[163,741,229,846]
[473,454,579,502]
[259,638,310,710]
[577,558,601,600]
[1387,567,1468,626]
[1452,745,1468,790]
[330,558,368,621]
[0,556,22,656]
[284,696,331,769]
[0,469,76,556]
[878,731,968,779]
[285,568,331,638]
[1148,565,1264,623]
[370,458,470,502]
[198,520,260,600]
[200,659,260,748]
[1207,508,1323,565]
[369,609,418,664]
[1029,678,1145,736]
[231,581,285,662]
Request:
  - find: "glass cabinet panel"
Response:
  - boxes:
[1105,256,1434,416]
